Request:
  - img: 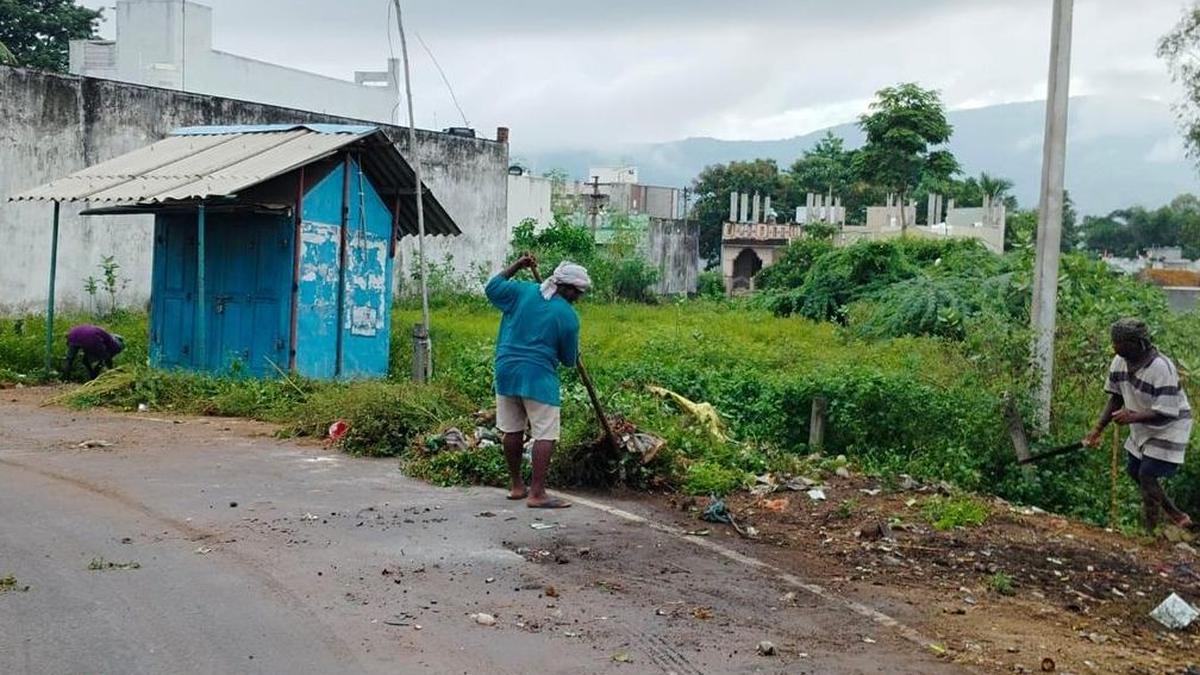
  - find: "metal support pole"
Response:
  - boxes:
[1030,0,1074,431]
[393,0,432,381]
[196,202,207,369]
[44,201,61,375]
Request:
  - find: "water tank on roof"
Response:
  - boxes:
[444,127,476,138]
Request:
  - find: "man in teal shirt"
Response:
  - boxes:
[486,254,590,508]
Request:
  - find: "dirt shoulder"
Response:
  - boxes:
[637,473,1200,674]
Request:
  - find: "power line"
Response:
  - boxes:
[415,31,469,127]
[385,0,401,122]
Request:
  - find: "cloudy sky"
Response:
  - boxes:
[81,0,1188,150]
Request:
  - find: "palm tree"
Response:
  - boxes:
[978,172,1016,209]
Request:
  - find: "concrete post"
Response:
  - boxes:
[751,193,761,223]
[764,195,772,220]
[927,194,936,226]
[1030,0,1074,431]
[809,396,827,452]
[729,192,737,222]
[412,324,430,382]
[739,192,749,223]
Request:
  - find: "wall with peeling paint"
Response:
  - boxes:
[0,66,508,314]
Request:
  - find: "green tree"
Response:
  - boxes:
[853,83,959,231]
[1160,6,1200,164]
[978,172,1018,210]
[1060,190,1079,252]
[0,0,103,72]
[691,159,790,264]
[789,132,857,198]
[540,167,573,216]
[0,40,15,65]
[1003,191,1076,252]
[1081,194,1200,257]
[786,131,879,223]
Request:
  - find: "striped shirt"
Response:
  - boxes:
[1105,352,1192,464]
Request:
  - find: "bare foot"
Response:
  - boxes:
[506,484,528,500]
[527,496,571,509]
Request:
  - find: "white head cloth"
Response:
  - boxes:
[540,261,592,300]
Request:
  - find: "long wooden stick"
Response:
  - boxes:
[1110,426,1120,528]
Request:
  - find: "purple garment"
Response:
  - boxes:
[67,325,121,358]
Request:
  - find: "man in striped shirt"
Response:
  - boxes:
[1083,318,1193,531]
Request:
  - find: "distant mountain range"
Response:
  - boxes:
[513,96,1197,216]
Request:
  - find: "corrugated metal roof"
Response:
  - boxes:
[11,127,366,204]
[171,123,378,136]
[9,124,461,236]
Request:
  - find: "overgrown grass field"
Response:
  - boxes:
[5,232,1200,528]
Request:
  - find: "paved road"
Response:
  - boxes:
[0,391,960,674]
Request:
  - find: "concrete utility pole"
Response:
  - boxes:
[588,176,601,233]
[392,0,432,381]
[1030,0,1074,431]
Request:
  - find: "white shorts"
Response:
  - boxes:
[496,395,561,441]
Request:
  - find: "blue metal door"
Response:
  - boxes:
[150,215,197,369]
[149,213,291,376]
[208,214,292,376]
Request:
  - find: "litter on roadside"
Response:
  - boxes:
[471,612,497,626]
[807,488,826,501]
[326,420,349,444]
[762,497,789,512]
[1149,592,1199,630]
[647,385,729,442]
[701,499,747,536]
[77,439,113,448]
[530,522,557,530]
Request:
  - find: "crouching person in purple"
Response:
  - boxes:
[1083,318,1193,532]
[64,324,125,380]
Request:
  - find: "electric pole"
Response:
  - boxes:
[392,0,432,381]
[1030,0,1074,431]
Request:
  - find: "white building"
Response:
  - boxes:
[587,166,639,185]
[506,171,554,234]
[69,0,400,124]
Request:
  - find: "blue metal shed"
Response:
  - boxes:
[11,124,461,379]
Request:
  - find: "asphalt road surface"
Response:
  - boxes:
[0,391,960,674]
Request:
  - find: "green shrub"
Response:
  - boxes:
[405,445,508,487]
[683,460,751,496]
[988,571,1016,596]
[755,239,834,292]
[849,275,978,340]
[696,271,725,299]
[923,495,990,531]
[289,381,472,457]
[770,241,917,320]
[611,257,660,303]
